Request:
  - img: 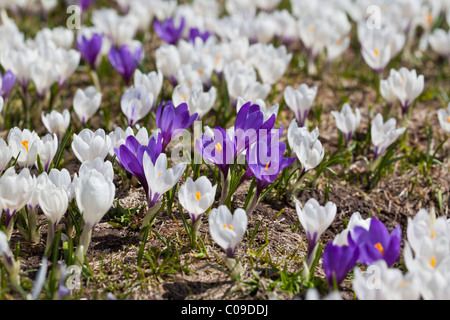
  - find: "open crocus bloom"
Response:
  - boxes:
[114,133,163,195]
[196,126,236,180]
[209,205,247,258]
[383,68,424,115]
[120,85,154,127]
[352,218,401,267]
[353,260,420,300]
[284,84,317,127]
[288,121,324,173]
[331,103,361,142]
[178,176,217,223]
[371,113,406,159]
[142,152,186,208]
[155,101,198,152]
[7,127,40,169]
[41,109,71,139]
[296,198,336,259]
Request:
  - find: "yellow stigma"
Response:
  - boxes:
[181,94,189,101]
[427,12,432,25]
[195,191,201,201]
[198,69,203,75]
[223,224,233,230]
[216,55,220,63]
[431,231,436,239]
[336,38,342,45]
[430,255,436,268]
[402,77,406,83]
[215,142,223,154]
[138,99,142,104]
[374,49,380,56]
[264,162,270,171]
[374,243,384,256]
[21,140,29,152]
[308,25,314,32]
[158,172,162,176]
[446,116,450,123]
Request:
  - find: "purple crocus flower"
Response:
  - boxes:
[352,218,401,267]
[76,33,103,70]
[246,128,295,195]
[196,127,236,179]
[0,70,16,99]
[109,45,143,85]
[234,101,276,155]
[155,101,198,152]
[153,17,185,45]
[188,28,211,44]
[78,0,96,12]
[323,234,360,287]
[114,133,162,195]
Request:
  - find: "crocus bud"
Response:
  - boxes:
[73,86,102,125]
[72,128,112,163]
[41,110,71,140]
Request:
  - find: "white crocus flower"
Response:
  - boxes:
[437,103,450,133]
[7,127,40,168]
[296,198,336,258]
[353,260,420,300]
[143,152,186,208]
[71,128,112,163]
[0,167,34,239]
[209,205,247,258]
[0,139,12,174]
[38,184,68,253]
[54,48,80,86]
[172,84,217,119]
[383,68,424,114]
[41,110,71,139]
[284,84,318,127]
[428,29,450,58]
[155,44,181,82]
[178,176,217,223]
[134,69,163,104]
[0,45,38,89]
[331,103,361,142]
[75,168,115,258]
[288,121,324,173]
[250,43,292,85]
[35,133,58,172]
[121,85,154,127]
[73,86,102,125]
[108,126,149,156]
[31,59,58,98]
[79,158,114,182]
[48,168,75,202]
[371,113,406,159]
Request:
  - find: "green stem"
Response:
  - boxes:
[219,170,230,205]
[45,222,55,256]
[142,201,162,228]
